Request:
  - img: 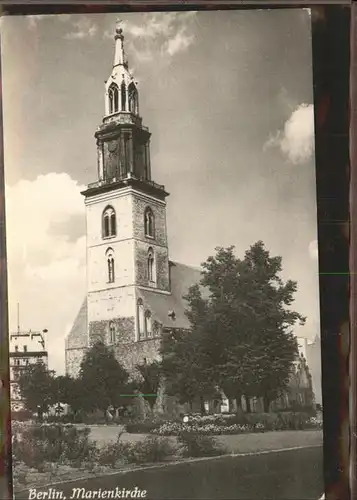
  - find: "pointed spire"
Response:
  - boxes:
[114,18,127,68]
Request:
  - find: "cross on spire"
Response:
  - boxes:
[113,18,126,66]
[115,18,124,39]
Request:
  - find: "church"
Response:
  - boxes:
[65,22,316,415]
[65,23,202,385]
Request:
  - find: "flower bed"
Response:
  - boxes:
[151,412,322,436]
[12,422,225,492]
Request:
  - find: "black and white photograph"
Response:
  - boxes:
[1,8,324,499]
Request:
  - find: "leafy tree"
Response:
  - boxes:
[136,361,161,411]
[164,242,305,413]
[79,341,129,418]
[235,242,304,411]
[52,375,84,418]
[160,327,218,413]
[17,361,55,419]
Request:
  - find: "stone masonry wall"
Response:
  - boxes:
[65,347,87,378]
[89,316,135,346]
[132,195,167,247]
[135,242,170,291]
[114,337,161,375]
[87,286,136,324]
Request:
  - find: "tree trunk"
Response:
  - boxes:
[245,395,251,413]
[263,395,271,413]
[227,398,234,413]
[235,394,243,416]
[199,396,206,415]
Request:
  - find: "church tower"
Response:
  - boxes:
[82,22,170,354]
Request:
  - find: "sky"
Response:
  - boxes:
[0,9,319,376]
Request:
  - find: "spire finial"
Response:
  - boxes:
[115,18,124,40]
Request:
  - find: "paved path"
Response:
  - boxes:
[87,425,323,454]
[15,446,324,499]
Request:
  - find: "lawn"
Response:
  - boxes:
[86,424,323,454]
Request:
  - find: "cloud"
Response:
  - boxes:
[165,28,195,57]
[107,12,197,62]
[6,173,86,374]
[264,103,315,165]
[24,13,72,30]
[26,15,49,29]
[65,17,97,40]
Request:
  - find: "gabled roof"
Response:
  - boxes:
[138,261,202,330]
[65,298,88,349]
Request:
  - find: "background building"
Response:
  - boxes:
[297,335,322,405]
[9,330,48,411]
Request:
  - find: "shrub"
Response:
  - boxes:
[12,423,94,469]
[125,421,161,434]
[274,411,310,430]
[46,415,74,424]
[306,416,323,429]
[129,436,175,464]
[12,433,46,469]
[277,406,316,417]
[177,431,226,458]
[98,434,175,466]
[97,436,132,468]
[11,410,33,422]
[243,413,277,431]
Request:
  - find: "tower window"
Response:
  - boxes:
[103,206,116,238]
[144,207,155,238]
[121,82,126,111]
[106,248,115,283]
[137,299,145,339]
[145,311,152,338]
[128,82,138,114]
[108,83,119,114]
[108,257,115,283]
[147,247,156,284]
[109,321,116,344]
[23,345,27,352]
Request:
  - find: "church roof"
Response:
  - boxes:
[138,261,202,330]
[65,298,88,349]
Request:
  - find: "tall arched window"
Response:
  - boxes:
[137,299,145,339]
[144,207,155,238]
[121,82,126,111]
[108,83,119,114]
[145,311,152,338]
[106,248,115,283]
[109,321,116,344]
[128,82,138,114]
[103,206,116,238]
[147,247,155,284]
